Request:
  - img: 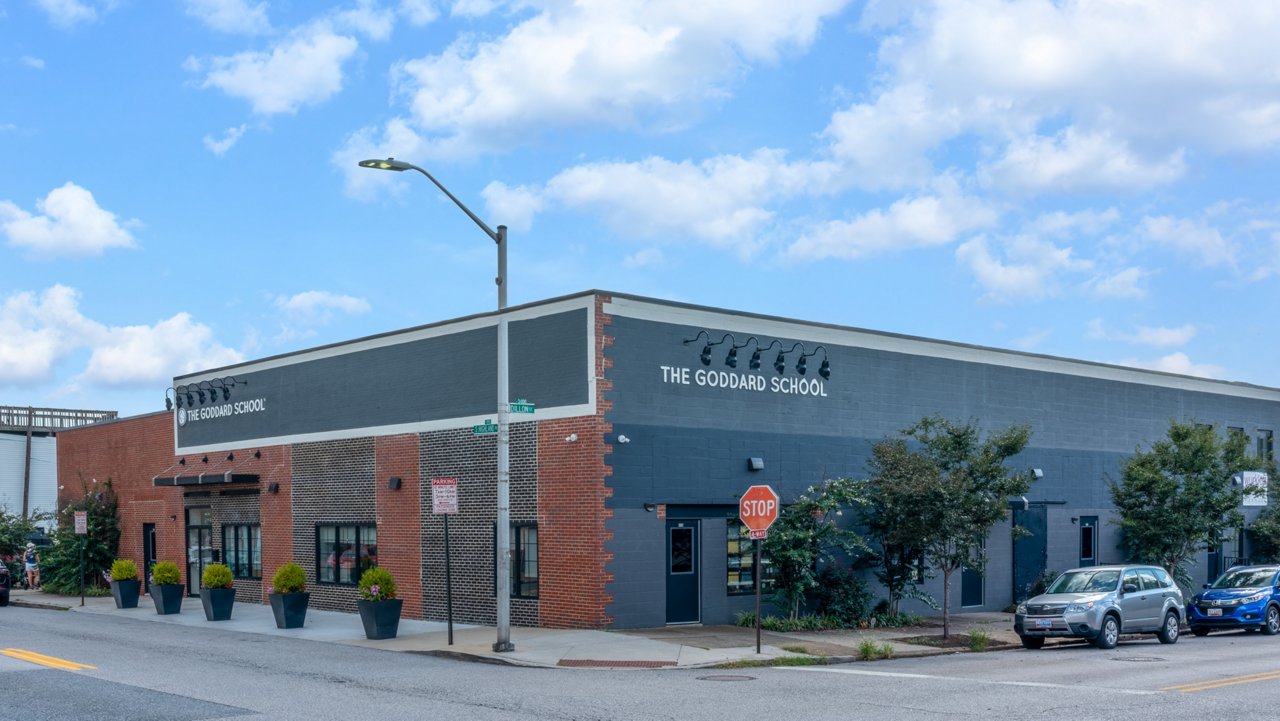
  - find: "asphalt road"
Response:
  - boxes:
[2,605,1278,720]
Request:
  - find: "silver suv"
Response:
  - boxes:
[1014,565,1184,650]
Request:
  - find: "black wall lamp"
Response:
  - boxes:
[682,332,835,378]
[267,483,280,494]
[797,346,831,379]
[682,331,733,366]
[643,503,657,512]
[388,477,403,490]
[748,457,765,471]
[165,376,249,410]
[726,336,758,369]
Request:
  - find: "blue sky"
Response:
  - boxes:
[2,0,1279,418]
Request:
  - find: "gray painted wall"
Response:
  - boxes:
[602,314,1280,627]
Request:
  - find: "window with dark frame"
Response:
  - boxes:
[222,524,261,579]
[511,523,539,598]
[1259,429,1274,461]
[1079,523,1095,562]
[727,518,774,595]
[315,524,377,585]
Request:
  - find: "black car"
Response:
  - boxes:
[0,562,11,606]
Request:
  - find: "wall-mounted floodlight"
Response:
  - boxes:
[617,434,631,444]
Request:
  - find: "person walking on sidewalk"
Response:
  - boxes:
[23,543,40,590]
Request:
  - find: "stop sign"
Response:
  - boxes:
[739,485,780,535]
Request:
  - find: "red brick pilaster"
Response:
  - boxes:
[375,434,423,618]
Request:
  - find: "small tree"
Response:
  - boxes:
[861,438,938,615]
[1250,503,1280,564]
[40,477,121,594]
[899,416,1033,639]
[1110,421,1253,590]
[761,478,867,620]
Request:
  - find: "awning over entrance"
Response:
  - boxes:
[152,451,260,487]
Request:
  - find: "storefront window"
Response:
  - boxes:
[727,519,773,595]
[316,524,377,585]
[512,523,538,598]
[222,524,261,579]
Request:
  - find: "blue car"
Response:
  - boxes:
[1187,565,1280,636]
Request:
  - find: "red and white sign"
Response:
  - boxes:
[739,484,780,538]
[431,477,459,515]
[74,511,88,535]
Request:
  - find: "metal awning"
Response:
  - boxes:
[152,451,260,487]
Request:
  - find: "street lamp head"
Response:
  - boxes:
[358,157,413,172]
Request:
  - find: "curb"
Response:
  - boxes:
[7,600,71,611]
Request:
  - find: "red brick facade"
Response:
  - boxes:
[374,434,423,619]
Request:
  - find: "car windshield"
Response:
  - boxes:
[1212,569,1277,589]
[1046,569,1120,594]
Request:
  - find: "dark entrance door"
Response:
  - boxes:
[1078,516,1098,567]
[142,523,157,594]
[1012,506,1048,601]
[961,540,985,607]
[186,507,213,596]
[665,519,700,624]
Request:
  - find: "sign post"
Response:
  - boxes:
[432,478,460,645]
[738,485,780,654]
[74,511,88,607]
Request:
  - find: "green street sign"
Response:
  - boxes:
[472,420,499,435]
[510,399,535,414]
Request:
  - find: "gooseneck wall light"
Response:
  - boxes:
[681,334,833,379]
[164,377,248,411]
[359,156,515,654]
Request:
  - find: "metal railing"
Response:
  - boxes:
[0,406,117,433]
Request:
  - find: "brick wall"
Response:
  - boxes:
[290,438,376,612]
[209,491,262,602]
[374,434,422,619]
[256,447,292,601]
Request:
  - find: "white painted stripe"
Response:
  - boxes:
[779,666,1160,695]
[603,295,1280,402]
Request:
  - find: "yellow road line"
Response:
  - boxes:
[0,648,96,671]
[1163,670,1280,693]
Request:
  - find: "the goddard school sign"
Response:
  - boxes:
[659,365,829,397]
[176,398,268,428]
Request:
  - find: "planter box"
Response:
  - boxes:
[110,579,141,609]
[357,598,403,640]
[269,591,310,629]
[151,583,184,615]
[200,587,236,621]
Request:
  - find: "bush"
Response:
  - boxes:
[271,562,307,594]
[201,563,234,589]
[967,630,990,652]
[857,640,894,660]
[38,479,120,594]
[151,561,181,585]
[813,566,873,626]
[358,567,396,601]
[110,559,138,582]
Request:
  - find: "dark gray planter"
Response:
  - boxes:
[357,598,403,640]
[200,587,236,621]
[269,592,310,629]
[110,579,140,609]
[151,583,184,615]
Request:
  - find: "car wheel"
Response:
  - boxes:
[1263,605,1280,636]
[1191,626,1210,637]
[1094,614,1120,649]
[1157,611,1180,644]
[1020,635,1045,650]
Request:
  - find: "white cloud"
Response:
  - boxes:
[202,124,248,155]
[390,0,850,153]
[184,0,272,35]
[1116,352,1223,380]
[955,233,1091,302]
[1086,319,1197,349]
[1082,266,1148,299]
[1139,215,1236,268]
[276,290,371,324]
[21,56,46,69]
[623,247,666,269]
[980,128,1186,193]
[0,285,242,388]
[190,24,360,115]
[333,117,432,198]
[1027,208,1121,237]
[400,0,438,25]
[333,0,396,41]
[0,182,136,258]
[786,177,996,261]
[35,0,96,28]
[481,181,543,232]
[450,0,498,18]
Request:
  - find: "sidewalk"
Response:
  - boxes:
[6,589,1030,669]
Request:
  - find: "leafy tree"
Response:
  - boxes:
[39,477,121,594]
[1109,420,1255,591]
[861,438,939,615]
[761,477,867,620]
[898,416,1033,639]
[1249,503,1280,564]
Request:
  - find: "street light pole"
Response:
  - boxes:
[359,158,514,652]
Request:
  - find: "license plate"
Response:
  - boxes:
[1035,619,1054,629]
[1207,608,1222,617]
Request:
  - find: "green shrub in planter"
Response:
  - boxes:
[149,561,184,615]
[110,559,138,581]
[201,563,234,590]
[271,562,306,594]
[151,561,181,585]
[358,567,396,601]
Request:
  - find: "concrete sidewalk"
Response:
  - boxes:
[7,589,1030,669]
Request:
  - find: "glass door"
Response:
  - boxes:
[186,507,212,596]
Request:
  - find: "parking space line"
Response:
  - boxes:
[780,666,1159,695]
[1162,670,1280,693]
[0,648,96,671]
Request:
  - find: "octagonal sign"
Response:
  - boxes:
[739,485,780,538]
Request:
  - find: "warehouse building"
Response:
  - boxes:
[57,291,1279,628]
